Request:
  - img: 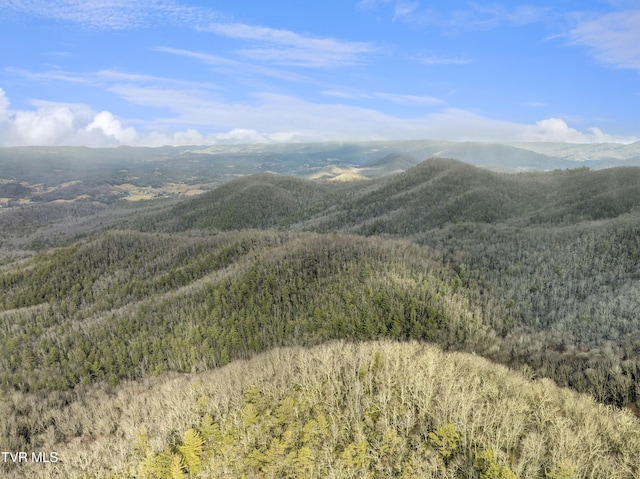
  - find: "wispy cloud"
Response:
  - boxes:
[203,22,377,68]
[372,92,443,105]
[443,4,552,32]
[483,4,552,27]
[360,1,552,32]
[569,9,640,72]
[1,0,218,30]
[155,47,313,83]
[95,70,221,90]
[3,0,375,71]
[93,80,639,145]
[357,0,418,20]
[4,67,90,84]
[107,84,212,118]
[45,50,74,57]
[321,88,443,106]
[417,55,473,66]
[392,1,420,21]
[5,66,222,93]
[357,0,392,8]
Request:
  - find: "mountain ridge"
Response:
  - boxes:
[2,149,640,479]
[134,157,640,235]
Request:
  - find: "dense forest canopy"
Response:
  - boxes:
[1,147,640,478]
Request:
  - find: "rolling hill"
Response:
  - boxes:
[2,151,640,478]
[138,158,640,234]
[121,159,640,409]
[4,341,639,478]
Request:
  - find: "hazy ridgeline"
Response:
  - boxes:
[2,151,640,478]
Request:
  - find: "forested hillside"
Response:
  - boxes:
[125,159,640,409]
[136,158,640,234]
[1,231,435,388]
[1,230,498,455]
[2,156,640,478]
[314,159,640,231]
[136,174,345,232]
[4,342,639,479]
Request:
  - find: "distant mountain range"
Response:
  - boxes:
[4,140,639,211]
[2,139,640,186]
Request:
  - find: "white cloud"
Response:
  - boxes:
[569,10,640,72]
[0,88,312,146]
[519,118,589,142]
[0,89,635,147]
[8,100,93,145]
[0,89,132,146]
[204,22,376,68]
[85,111,138,144]
[517,118,637,143]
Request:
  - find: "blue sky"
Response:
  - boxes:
[0,0,638,146]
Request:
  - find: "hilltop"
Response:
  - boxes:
[134,157,640,235]
[5,341,639,478]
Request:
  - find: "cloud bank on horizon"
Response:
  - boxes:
[0,1,638,147]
